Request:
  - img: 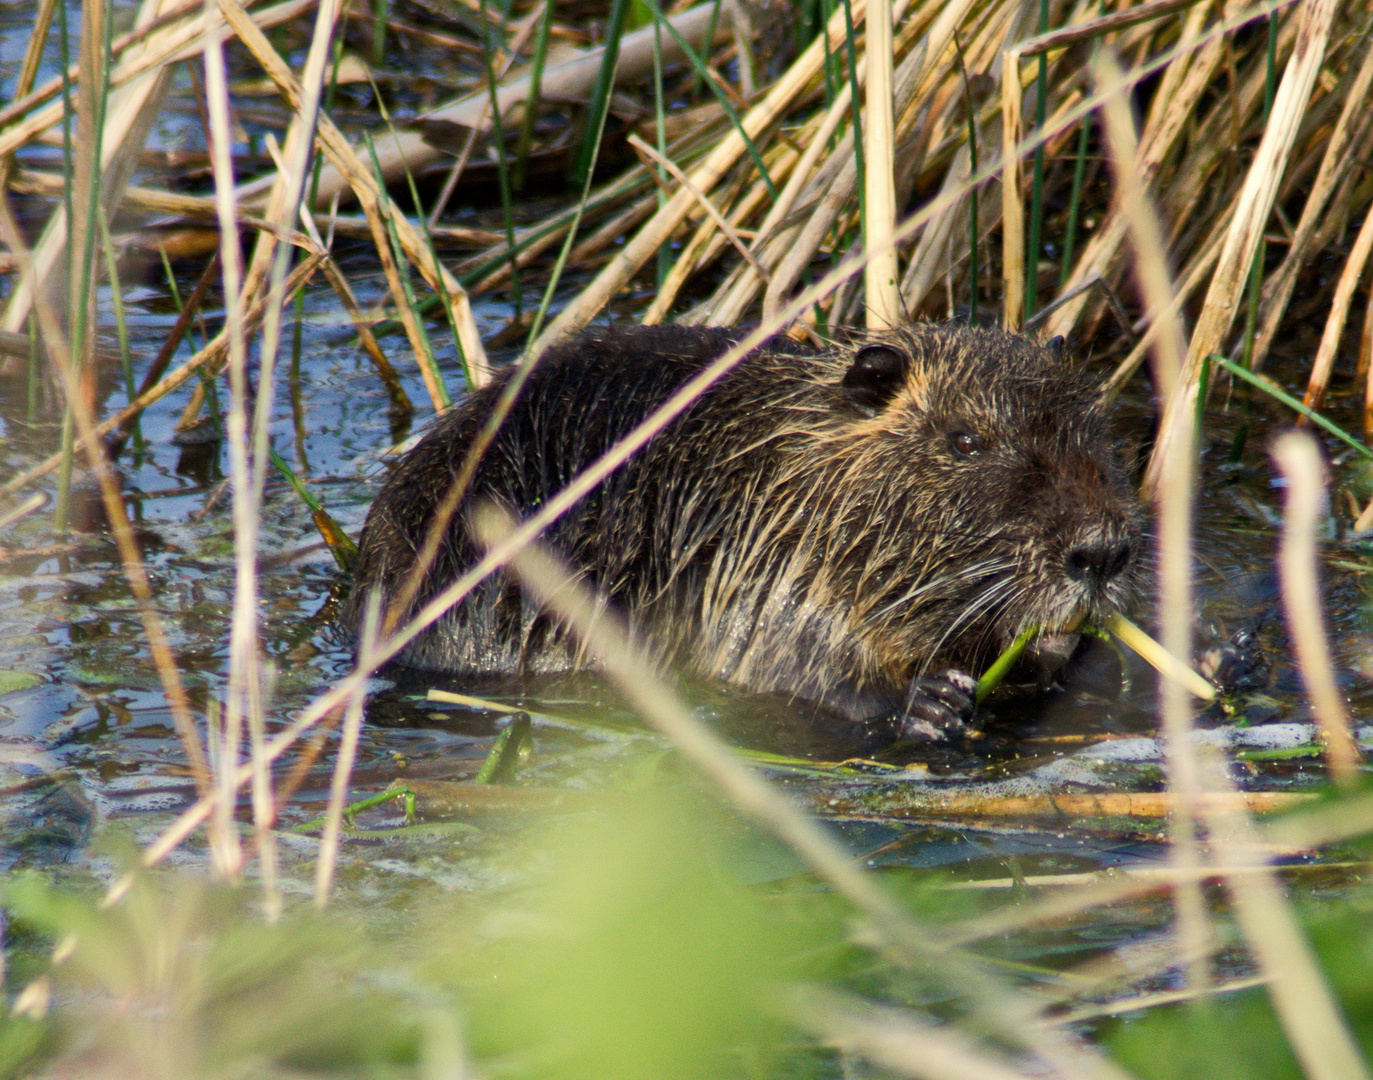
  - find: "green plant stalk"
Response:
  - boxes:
[267,446,358,571]
[975,625,1038,703]
[372,0,386,65]
[573,0,631,186]
[478,0,523,320]
[518,71,617,348]
[1058,111,1090,290]
[473,712,533,783]
[636,0,778,197]
[840,0,865,223]
[1217,356,1373,462]
[363,132,450,409]
[1024,0,1050,322]
[693,0,723,99]
[819,0,838,108]
[98,213,140,452]
[514,0,555,191]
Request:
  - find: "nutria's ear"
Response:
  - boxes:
[1045,335,1067,358]
[842,344,910,416]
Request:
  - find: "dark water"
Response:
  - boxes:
[0,0,1367,944]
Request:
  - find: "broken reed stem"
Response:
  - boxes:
[1270,432,1360,787]
[1301,204,1373,417]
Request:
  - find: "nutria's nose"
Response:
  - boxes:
[1065,536,1131,588]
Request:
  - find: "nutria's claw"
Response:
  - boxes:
[893,668,978,742]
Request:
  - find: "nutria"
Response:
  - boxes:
[348,323,1143,744]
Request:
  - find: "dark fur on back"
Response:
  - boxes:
[348,323,1143,720]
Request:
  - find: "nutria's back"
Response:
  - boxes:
[348,323,1143,722]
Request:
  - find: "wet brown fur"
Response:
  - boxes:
[348,323,1143,721]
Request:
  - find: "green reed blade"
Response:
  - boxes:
[514,0,556,191]
[478,0,523,320]
[953,32,978,324]
[573,0,631,187]
[635,0,778,197]
[1216,356,1373,463]
[840,0,865,220]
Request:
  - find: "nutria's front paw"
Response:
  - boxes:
[1199,626,1268,695]
[861,669,978,747]
[898,669,978,740]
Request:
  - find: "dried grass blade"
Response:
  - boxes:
[1000,46,1024,330]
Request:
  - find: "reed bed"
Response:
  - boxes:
[2,0,1373,1075]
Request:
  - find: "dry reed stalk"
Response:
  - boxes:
[1301,203,1373,416]
[820,790,1308,818]
[1270,432,1361,786]
[1000,45,1025,330]
[203,0,255,882]
[1252,16,1373,371]
[1042,0,1218,341]
[1099,48,1210,990]
[530,0,869,353]
[1144,0,1337,499]
[1199,751,1371,1080]
[864,0,899,328]
[215,0,490,385]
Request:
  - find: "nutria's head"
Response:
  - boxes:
[796,324,1144,684]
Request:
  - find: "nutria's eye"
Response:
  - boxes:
[842,344,910,416]
[949,430,984,458]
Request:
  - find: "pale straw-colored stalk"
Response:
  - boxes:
[1098,48,1211,989]
[1251,15,1373,373]
[314,596,378,908]
[1270,432,1361,786]
[1301,205,1373,415]
[200,0,251,880]
[864,0,899,327]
